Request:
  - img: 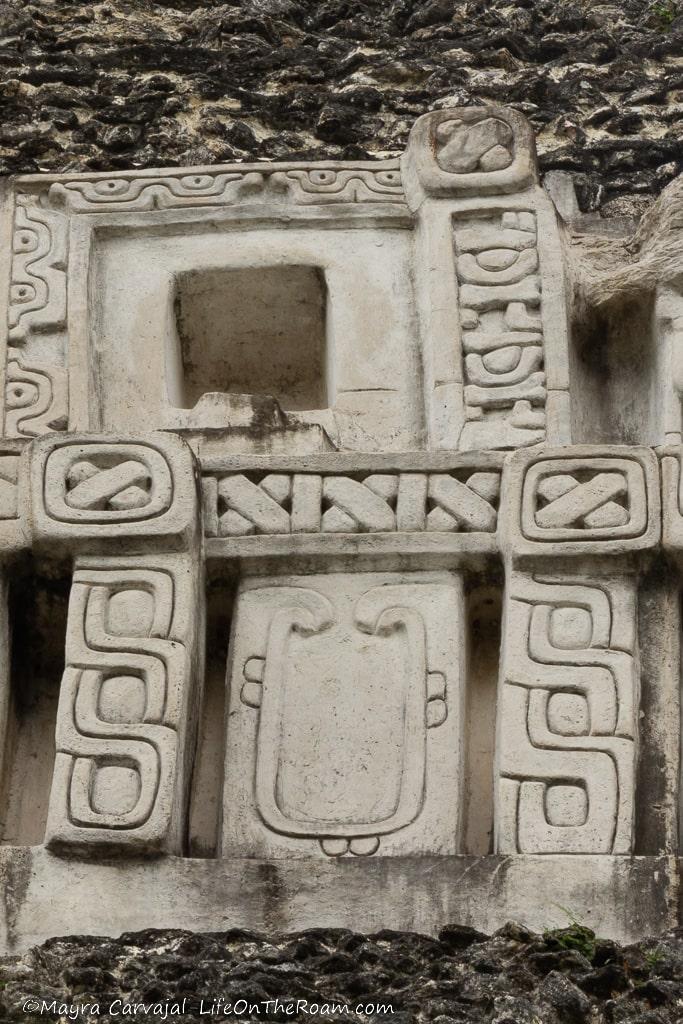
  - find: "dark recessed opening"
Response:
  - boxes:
[186,566,236,858]
[172,265,328,412]
[463,579,502,856]
[1,558,69,846]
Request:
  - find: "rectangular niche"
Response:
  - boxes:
[186,567,234,858]
[570,291,660,445]
[87,219,422,450]
[171,265,329,413]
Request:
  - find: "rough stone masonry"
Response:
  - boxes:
[1,0,683,218]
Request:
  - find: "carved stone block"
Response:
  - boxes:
[30,432,198,551]
[222,572,465,858]
[45,552,202,855]
[403,107,537,198]
[501,446,660,557]
[496,571,639,855]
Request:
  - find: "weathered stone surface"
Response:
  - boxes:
[2,99,683,955]
[1,1,682,216]
[2,921,683,1023]
[0,849,675,954]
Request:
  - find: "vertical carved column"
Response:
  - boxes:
[29,433,202,855]
[497,570,639,853]
[402,106,570,451]
[4,193,69,438]
[497,446,660,855]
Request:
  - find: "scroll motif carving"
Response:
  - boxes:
[45,561,194,853]
[5,349,68,438]
[496,573,639,855]
[203,470,500,537]
[8,195,67,345]
[404,106,536,197]
[436,117,513,175]
[280,168,403,203]
[47,166,404,213]
[455,210,547,450]
[222,574,464,858]
[5,195,69,437]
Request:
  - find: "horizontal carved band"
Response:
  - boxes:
[2,440,676,559]
[44,165,405,212]
[202,470,501,538]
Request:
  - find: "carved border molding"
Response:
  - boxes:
[203,469,501,537]
[4,161,405,439]
[44,165,405,213]
[3,441,674,561]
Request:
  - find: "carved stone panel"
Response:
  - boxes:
[496,572,639,855]
[222,572,465,858]
[44,553,202,855]
[203,467,500,537]
[5,194,69,438]
[455,209,547,450]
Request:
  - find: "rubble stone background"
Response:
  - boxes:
[2,922,683,1023]
[1,0,683,218]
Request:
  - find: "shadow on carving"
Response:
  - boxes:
[186,565,235,858]
[463,580,502,855]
